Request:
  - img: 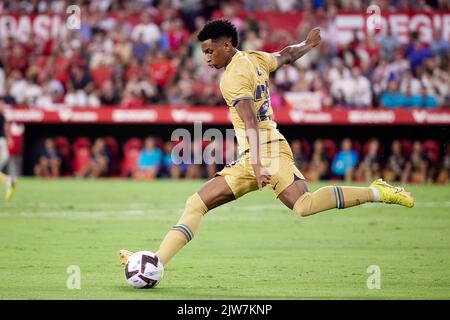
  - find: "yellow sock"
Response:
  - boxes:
[155,192,208,265]
[293,186,374,217]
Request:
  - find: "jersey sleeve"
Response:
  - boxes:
[259,51,278,73]
[224,58,256,107]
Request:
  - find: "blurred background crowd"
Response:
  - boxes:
[0,0,449,110]
[0,0,448,184]
[30,135,450,184]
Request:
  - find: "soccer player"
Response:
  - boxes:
[120,20,414,274]
[0,101,15,201]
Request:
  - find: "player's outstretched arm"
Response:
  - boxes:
[235,99,271,189]
[272,27,321,70]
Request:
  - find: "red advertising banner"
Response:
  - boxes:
[4,107,450,125]
[1,11,449,43]
[334,11,450,44]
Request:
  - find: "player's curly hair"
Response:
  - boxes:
[197,19,239,47]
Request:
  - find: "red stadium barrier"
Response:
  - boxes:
[72,137,92,175]
[4,107,450,125]
[121,138,143,177]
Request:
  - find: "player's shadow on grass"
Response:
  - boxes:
[114,285,312,300]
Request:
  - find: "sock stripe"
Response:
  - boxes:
[338,186,346,208]
[333,187,339,209]
[334,186,345,209]
[171,224,194,242]
[179,224,194,239]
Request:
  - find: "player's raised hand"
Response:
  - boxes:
[305,27,321,48]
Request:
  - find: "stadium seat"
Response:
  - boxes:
[121,138,143,177]
[154,137,165,151]
[72,137,92,176]
[54,135,72,176]
[362,140,385,159]
[104,136,120,176]
[423,139,440,167]
[351,140,362,155]
[300,138,311,159]
[400,140,413,158]
[322,139,337,161]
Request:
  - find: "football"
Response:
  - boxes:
[124,251,164,289]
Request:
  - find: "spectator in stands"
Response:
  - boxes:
[343,67,372,108]
[407,33,432,72]
[23,74,43,107]
[185,140,203,179]
[133,137,163,180]
[161,141,183,179]
[305,139,329,181]
[355,138,381,182]
[430,29,450,57]
[34,138,61,178]
[8,70,27,104]
[76,138,110,178]
[402,83,422,108]
[379,26,400,62]
[148,50,176,93]
[400,70,422,99]
[291,139,308,173]
[402,141,428,184]
[437,144,450,184]
[380,80,405,108]
[69,64,94,93]
[332,138,359,181]
[115,33,133,65]
[120,89,144,108]
[383,140,406,182]
[418,84,438,109]
[388,49,410,80]
[131,13,161,49]
[132,33,151,65]
[99,80,120,105]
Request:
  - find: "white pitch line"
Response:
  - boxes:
[1,202,449,221]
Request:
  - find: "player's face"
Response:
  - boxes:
[200,39,232,69]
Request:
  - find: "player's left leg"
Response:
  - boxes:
[271,141,413,216]
[277,176,414,217]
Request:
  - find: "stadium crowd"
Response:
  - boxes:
[0,0,449,110]
[33,135,449,184]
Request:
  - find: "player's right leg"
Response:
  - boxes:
[120,175,237,266]
[154,176,236,265]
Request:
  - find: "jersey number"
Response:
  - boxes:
[255,81,270,121]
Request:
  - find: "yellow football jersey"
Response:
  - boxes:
[220,50,286,155]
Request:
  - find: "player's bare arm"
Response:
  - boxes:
[272,27,321,70]
[235,99,271,189]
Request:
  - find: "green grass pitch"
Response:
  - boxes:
[0,178,449,299]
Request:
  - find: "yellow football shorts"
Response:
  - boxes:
[216,139,305,199]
